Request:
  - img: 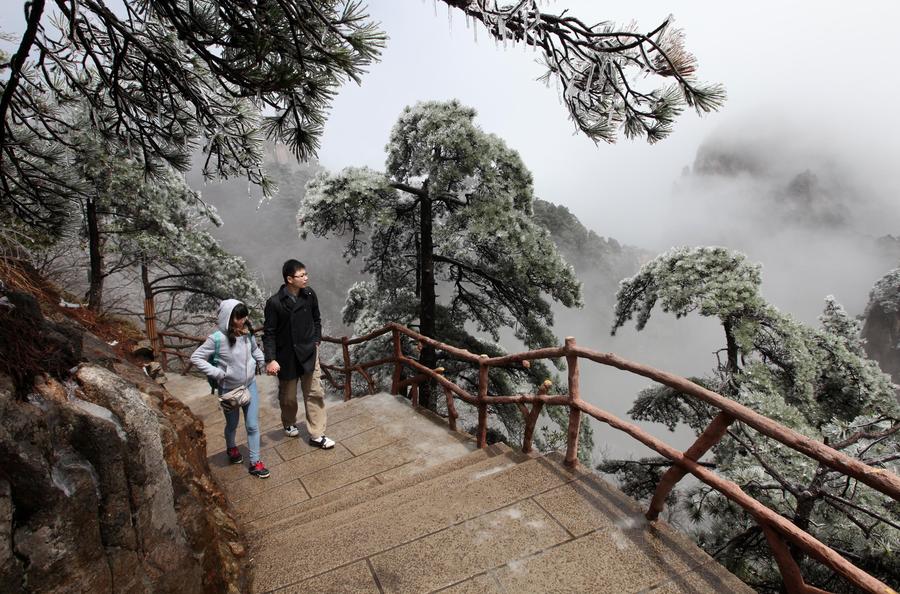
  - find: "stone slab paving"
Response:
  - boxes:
[277,560,381,594]
[428,456,754,594]
[370,499,570,593]
[253,456,573,592]
[248,447,507,537]
[164,373,752,594]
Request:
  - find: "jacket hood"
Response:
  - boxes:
[217,299,243,333]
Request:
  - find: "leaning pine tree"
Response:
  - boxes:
[64,120,263,343]
[67,122,257,315]
[299,100,591,459]
[603,246,899,592]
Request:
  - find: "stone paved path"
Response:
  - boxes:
[165,374,753,594]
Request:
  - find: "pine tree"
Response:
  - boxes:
[862,268,900,385]
[63,121,262,339]
[300,100,591,455]
[2,1,722,234]
[604,246,899,592]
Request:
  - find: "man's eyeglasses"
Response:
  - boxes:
[291,272,308,279]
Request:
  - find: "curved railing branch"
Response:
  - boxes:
[570,345,900,500]
[322,325,392,346]
[573,398,889,593]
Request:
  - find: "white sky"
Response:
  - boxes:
[3,1,898,247]
[314,1,900,247]
[3,0,900,318]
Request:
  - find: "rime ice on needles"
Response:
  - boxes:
[605,245,899,590]
[867,268,900,314]
[458,0,723,144]
[300,99,582,354]
[2,0,385,232]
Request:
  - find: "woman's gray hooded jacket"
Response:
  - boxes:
[190,299,264,391]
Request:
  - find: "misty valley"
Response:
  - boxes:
[2,1,898,592]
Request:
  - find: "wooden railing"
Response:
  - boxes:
[323,323,898,594]
[157,329,212,372]
[166,322,898,594]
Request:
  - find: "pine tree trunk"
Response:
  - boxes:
[418,194,437,410]
[721,317,741,398]
[141,262,161,356]
[790,465,826,564]
[723,318,739,374]
[86,197,104,311]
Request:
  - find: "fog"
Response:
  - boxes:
[4,0,898,462]
[193,110,900,463]
[548,119,900,460]
[141,104,900,438]
[659,116,899,317]
[299,3,900,463]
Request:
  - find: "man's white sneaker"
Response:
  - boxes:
[283,425,300,437]
[308,435,335,449]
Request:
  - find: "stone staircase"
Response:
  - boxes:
[166,375,752,594]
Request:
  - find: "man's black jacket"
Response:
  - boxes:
[262,285,322,379]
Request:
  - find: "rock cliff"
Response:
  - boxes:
[860,268,900,392]
[0,275,247,593]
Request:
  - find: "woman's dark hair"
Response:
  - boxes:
[227,302,250,345]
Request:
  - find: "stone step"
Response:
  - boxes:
[272,453,753,594]
[204,394,413,466]
[250,452,573,592]
[433,453,754,594]
[205,392,449,456]
[202,382,375,456]
[165,375,752,593]
[248,443,514,537]
[207,394,482,524]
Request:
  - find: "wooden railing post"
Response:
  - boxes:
[477,356,489,448]
[143,297,164,366]
[391,329,402,395]
[341,337,352,402]
[522,379,552,454]
[647,411,735,521]
[762,524,813,594]
[442,386,458,431]
[564,337,581,467]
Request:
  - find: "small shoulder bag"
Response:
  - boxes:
[218,335,252,409]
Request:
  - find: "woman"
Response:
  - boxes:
[191,299,270,478]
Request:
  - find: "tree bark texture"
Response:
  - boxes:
[86,198,104,311]
[418,194,437,409]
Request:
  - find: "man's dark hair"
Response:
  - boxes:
[282,259,306,283]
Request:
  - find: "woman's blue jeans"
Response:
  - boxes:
[222,379,260,464]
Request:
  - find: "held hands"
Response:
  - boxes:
[265,361,280,376]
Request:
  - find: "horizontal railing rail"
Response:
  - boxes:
[157,330,206,372]
[169,321,898,594]
[329,323,898,594]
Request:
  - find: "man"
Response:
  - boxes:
[263,259,335,449]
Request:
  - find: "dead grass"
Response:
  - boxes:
[0,256,51,297]
[0,256,146,365]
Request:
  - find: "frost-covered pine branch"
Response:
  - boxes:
[444,0,726,144]
[602,246,899,590]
